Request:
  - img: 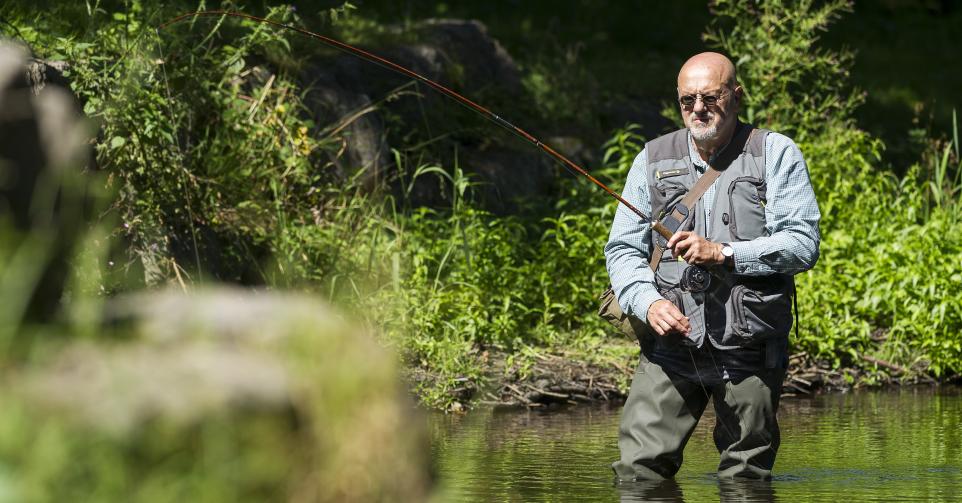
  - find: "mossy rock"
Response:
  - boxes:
[0,287,431,502]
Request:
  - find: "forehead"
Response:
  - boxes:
[677,65,728,93]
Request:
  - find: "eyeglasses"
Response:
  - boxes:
[678,91,729,108]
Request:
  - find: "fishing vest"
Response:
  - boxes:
[645,124,794,351]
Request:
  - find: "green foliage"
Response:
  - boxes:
[799,127,962,376]
[707,0,962,377]
[705,0,861,142]
[521,43,598,123]
[4,0,962,413]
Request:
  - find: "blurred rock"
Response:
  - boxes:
[10,288,433,502]
[0,40,93,322]
[0,42,88,226]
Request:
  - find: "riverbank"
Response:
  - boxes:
[412,340,950,413]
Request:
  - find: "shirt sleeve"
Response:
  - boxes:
[604,149,665,323]
[730,132,822,275]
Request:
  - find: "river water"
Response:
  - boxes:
[429,388,961,501]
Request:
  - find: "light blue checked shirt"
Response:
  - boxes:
[604,130,821,323]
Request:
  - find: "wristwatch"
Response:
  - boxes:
[721,243,735,268]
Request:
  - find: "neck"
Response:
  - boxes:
[692,121,739,162]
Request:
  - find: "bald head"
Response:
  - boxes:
[677,52,737,90]
[676,52,743,152]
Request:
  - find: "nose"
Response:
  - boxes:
[692,96,707,114]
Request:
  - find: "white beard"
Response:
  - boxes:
[689,121,718,141]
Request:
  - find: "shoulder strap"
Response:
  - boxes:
[649,125,755,271]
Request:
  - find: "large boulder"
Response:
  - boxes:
[4,288,433,502]
[297,18,554,211]
[0,43,89,227]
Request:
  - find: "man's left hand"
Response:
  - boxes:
[666,231,724,266]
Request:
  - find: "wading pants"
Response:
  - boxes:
[612,353,785,481]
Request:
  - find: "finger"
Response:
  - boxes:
[672,235,697,255]
[668,308,690,328]
[666,231,689,249]
[661,312,687,333]
[661,305,690,333]
[651,317,666,336]
[652,310,676,336]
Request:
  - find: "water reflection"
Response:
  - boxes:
[430,388,961,502]
[615,477,779,502]
[617,479,685,502]
[716,478,777,502]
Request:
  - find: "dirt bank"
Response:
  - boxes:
[425,343,946,413]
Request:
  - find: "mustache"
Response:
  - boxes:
[690,111,715,123]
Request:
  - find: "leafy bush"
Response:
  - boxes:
[708,0,962,376]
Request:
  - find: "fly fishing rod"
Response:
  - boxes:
[159,10,674,240]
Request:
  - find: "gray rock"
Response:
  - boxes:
[601,96,677,140]
[15,287,433,502]
[411,18,522,96]
[298,18,540,207]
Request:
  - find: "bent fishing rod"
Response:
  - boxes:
[160,10,673,240]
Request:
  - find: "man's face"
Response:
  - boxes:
[677,68,740,142]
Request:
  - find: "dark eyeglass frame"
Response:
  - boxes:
[678,91,729,108]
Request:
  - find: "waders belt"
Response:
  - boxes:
[649,125,756,272]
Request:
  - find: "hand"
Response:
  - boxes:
[665,231,724,266]
[647,299,691,337]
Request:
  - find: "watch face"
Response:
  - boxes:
[722,244,734,257]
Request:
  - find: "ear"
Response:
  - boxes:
[733,85,744,105]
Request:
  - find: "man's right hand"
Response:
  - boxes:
[647,299,691,337]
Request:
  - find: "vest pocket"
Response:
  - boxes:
[650,179,691,248]
[727,176,768,241]
[731,279,793,344]
[653,181,688,217]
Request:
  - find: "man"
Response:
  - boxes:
[605,52,820,480]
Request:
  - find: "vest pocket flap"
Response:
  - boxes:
[654,180,688,202]
[598,286,624,320]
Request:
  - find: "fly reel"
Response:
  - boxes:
[679,265,711,293]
